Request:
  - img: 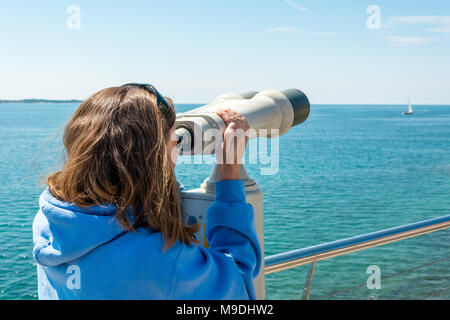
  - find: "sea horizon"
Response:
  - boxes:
[1,99,450,106]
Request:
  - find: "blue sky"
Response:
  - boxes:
[1,0,449,104]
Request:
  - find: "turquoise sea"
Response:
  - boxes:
[0,102,449,300]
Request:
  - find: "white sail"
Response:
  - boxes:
[402,99,413,115]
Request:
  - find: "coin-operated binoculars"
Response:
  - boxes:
[176,89,310,300]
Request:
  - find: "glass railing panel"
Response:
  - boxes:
[265,229,449,300]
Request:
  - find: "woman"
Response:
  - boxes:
[32,83,261,300]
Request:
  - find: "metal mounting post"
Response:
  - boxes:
[302,261,317,300]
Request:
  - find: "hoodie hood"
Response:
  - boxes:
[33,188,125,267]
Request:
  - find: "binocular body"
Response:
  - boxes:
[175,89,310,155]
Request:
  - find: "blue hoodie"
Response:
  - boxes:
[32,180,261,300]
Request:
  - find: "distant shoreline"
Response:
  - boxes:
[1,100,449,106]
[0,99,83,104]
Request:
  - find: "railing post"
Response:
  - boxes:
[302,261,317,300]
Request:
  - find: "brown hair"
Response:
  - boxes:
[47,85,199,249]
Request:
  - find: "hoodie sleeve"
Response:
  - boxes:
[169,180,262,300]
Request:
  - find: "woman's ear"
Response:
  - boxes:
[168,126,179,168]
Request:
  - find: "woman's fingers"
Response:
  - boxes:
[216,109,249,132]
[216,109,249,165]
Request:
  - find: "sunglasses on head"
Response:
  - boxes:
[122,83,171,117]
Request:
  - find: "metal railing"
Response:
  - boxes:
[263,214,450,299]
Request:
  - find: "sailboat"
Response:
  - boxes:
[402,100,413,115]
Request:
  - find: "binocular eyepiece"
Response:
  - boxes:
[175,89,310,155]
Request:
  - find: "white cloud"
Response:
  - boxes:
[388,16,450,33]
[389,16,450,25]
[283,0,311,13]
[384,36,436,44]
[428,26,450,34]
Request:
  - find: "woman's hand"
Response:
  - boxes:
[215,109,250,181]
